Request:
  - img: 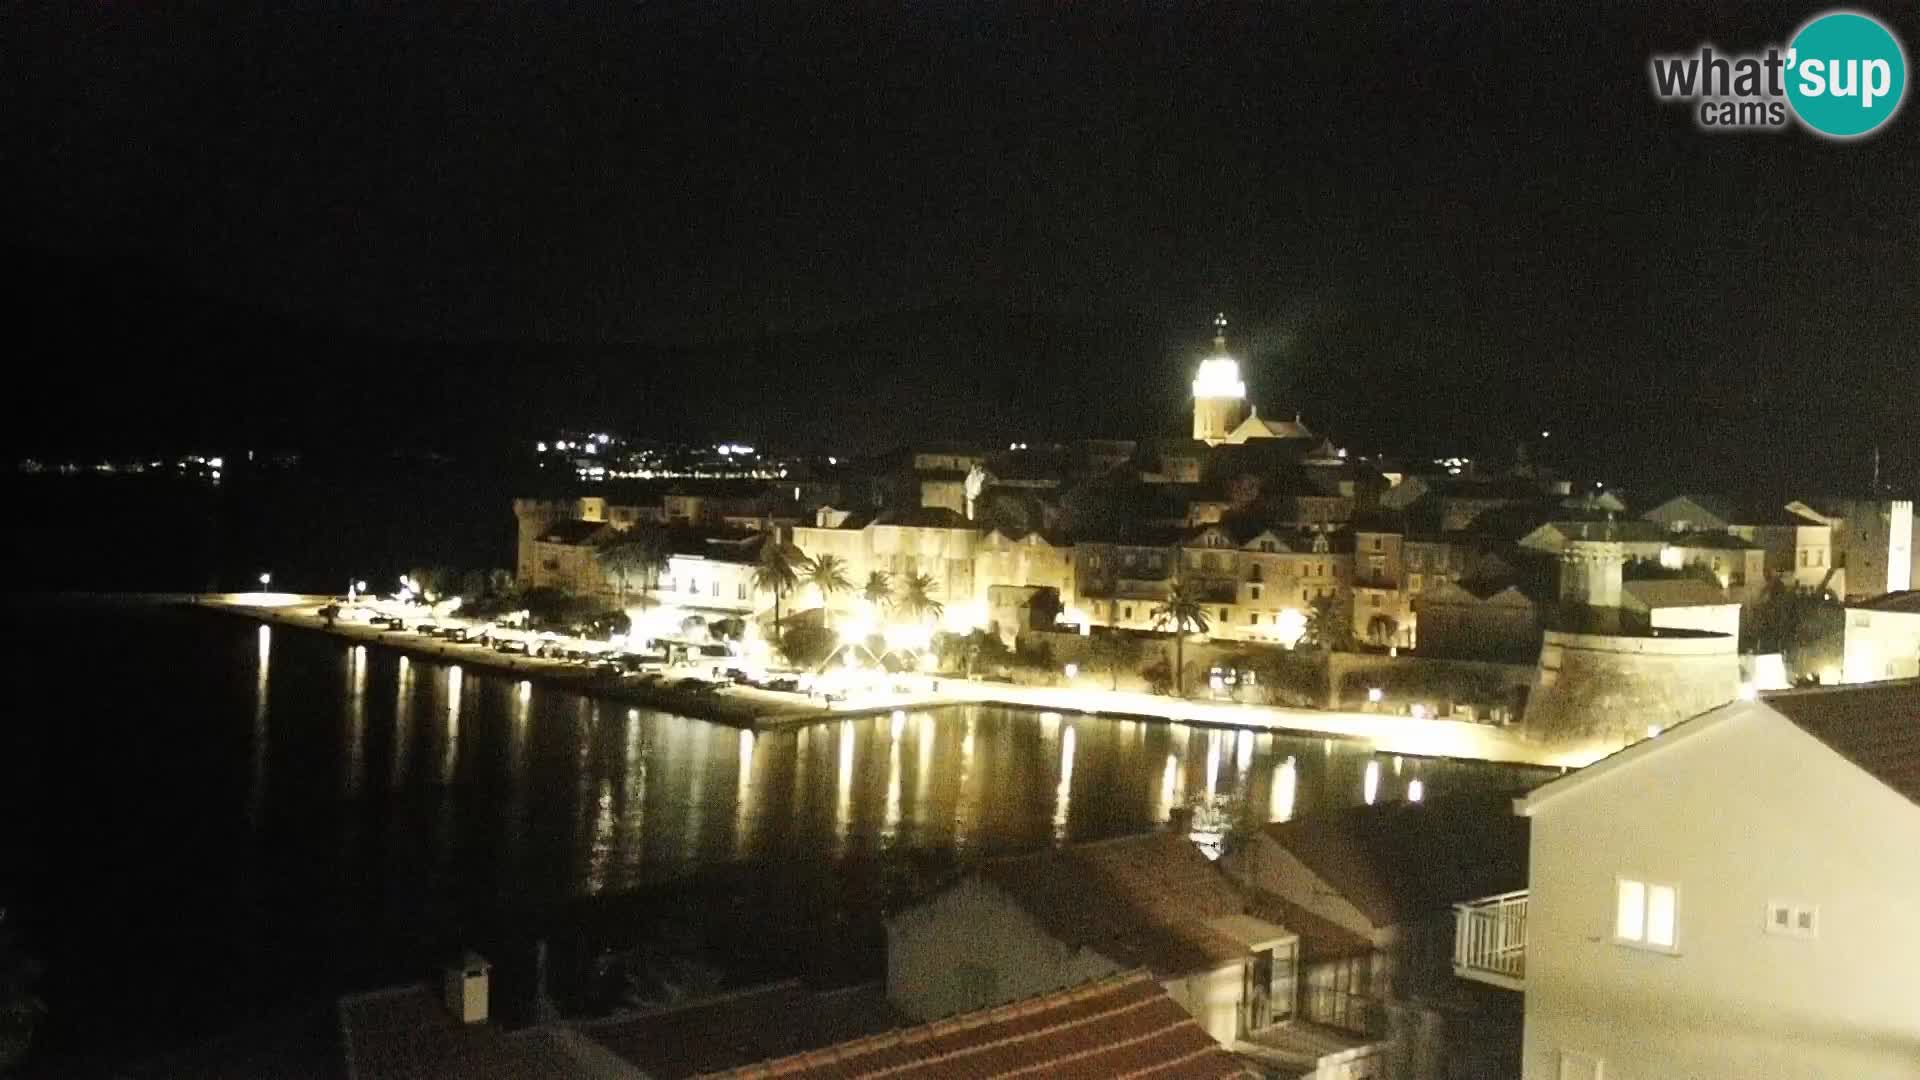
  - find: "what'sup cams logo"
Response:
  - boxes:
[1651,9,1907,138]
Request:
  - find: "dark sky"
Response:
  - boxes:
[4,2,1916,491]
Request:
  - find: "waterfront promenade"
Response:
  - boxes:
[194,593,1601,769]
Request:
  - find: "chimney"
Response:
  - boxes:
[442,951,492,1025]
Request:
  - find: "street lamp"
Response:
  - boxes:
[258,572,272,589]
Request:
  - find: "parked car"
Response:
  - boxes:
[494,639,531,655]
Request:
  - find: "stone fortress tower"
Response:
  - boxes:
[1191,313,1247,444]
[1524,525,1741,750]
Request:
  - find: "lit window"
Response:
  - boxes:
[1614,878,1677,951]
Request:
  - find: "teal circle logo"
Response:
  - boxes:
[1786,11,1907,138]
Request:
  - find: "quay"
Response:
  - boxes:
[190,593,1601,769]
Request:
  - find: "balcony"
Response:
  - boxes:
[1452,889,1527,990]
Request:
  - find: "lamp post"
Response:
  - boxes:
[258,572,272,590]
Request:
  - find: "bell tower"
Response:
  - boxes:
[1191,313,1247,444]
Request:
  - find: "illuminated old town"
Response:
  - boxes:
[5,5,1918,1079]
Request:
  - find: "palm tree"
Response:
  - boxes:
[1301,594,1350,651]
[897,572,944,626]
[751,536,809,639]
[805,554,854,625]
[1151,577,1211,697]
[594,535,658,607]
[861,571,894,612]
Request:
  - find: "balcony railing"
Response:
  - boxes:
[1452,889,1527,990]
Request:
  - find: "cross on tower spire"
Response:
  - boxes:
[1212,312,1228,350]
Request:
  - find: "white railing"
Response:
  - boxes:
[1453,889,1527,989]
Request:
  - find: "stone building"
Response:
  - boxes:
[1520,537,1739,749]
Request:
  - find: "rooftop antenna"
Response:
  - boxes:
[1873,445,1882,493]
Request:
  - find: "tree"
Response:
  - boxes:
[0,909,44,1073]
[486,568,515,597]
[935,628,1009,678]
[805,553,854,625]
[779,624,838,669]
[1027,587,1064,631]
[898,572,944,626]
[861,571,894,611]
[751,536,809,639]
[1300,594,1352,651]
[595,530,667,608]
[460,569,487,602]
[1365,613,1399,647]
[1150,577,1210,697]
[1086,632,1145,690]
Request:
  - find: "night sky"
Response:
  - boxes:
[5,3,1915,492]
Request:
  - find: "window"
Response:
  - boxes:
[1614,878,1678,951]
[1219,607,1230,622]
[1765,901,1819,939]
[1260,540,1276,552]
[1123,605,1133,620]
[1249,612,1258,624]
[1250,585,1262,601]
[737,583,747,600]
[1409,573,1424,592]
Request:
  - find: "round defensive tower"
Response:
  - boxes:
[1522,536,1740,749]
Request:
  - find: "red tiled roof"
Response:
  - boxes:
[1766,680,1920,807]
[575,980,901,1078]
[338,986,583,1080]
[701,971,1253,1079]
[1258,795,1529,931]
[977,831,1253,977]
[1852,590,1920,615]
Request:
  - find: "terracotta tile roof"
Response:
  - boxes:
[1765,680,1920,807]
[1852,590,1920,615]
[1257,795,1528,931]
[575,981,901,1078]
[338,986,587,1080]
[700,971,1253,1079]
[976,832,1260,978]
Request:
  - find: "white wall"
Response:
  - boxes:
[884,876,1120,1022]
[1522,708,1920,1079]
[1161,963,1250,1044]
[1843,609,1920,684]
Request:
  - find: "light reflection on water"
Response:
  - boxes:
[233,628,1547,902]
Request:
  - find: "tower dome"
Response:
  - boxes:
[1192,313,1247,444]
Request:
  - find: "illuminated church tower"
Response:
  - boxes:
[1191,313,1247,444]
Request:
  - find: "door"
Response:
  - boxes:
[1242,951,1273,1035]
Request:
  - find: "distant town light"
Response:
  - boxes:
[1367,687,1383,703]
[1410,703,1429,720]
[828,456,837,465]
[1540,430,1551,439]
[536,441,547,452]
[1407,779,1424,802]
[1063,663,1079,679]
[258,572,272,587]
[208,457,224,469]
